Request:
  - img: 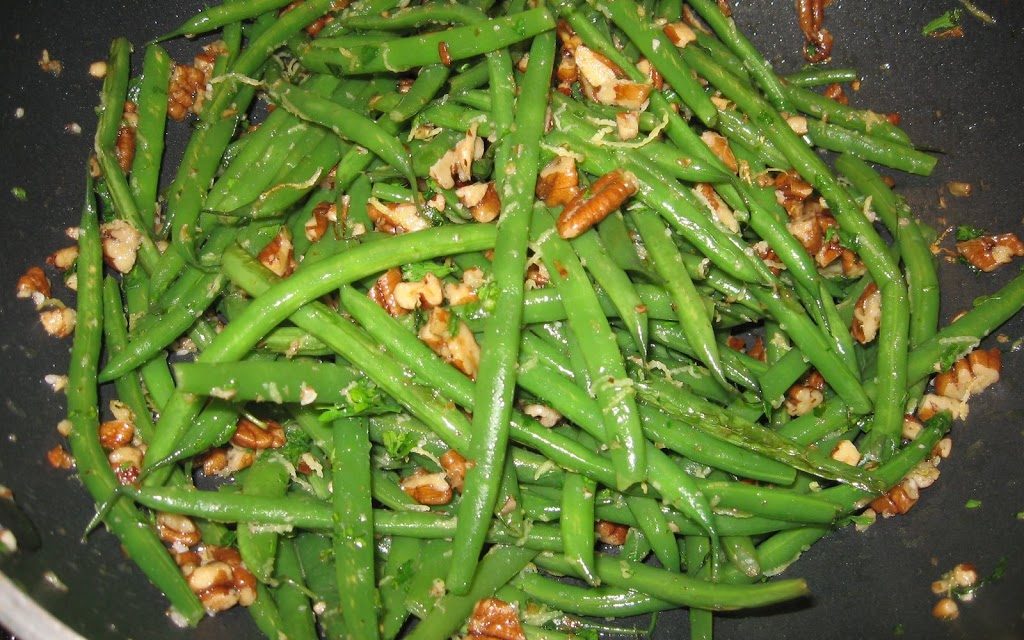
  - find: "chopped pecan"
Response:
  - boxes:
[575,46,652,110]
[693,183,739,233]
[870,482,918,517]
[851,282,881,344]
[596,520,629,546]
[16,266,51,307]
[101,220,143,274]
[108,446,143,485]
[455,182,501,223]
[115,102,138,174]
[39,303,76,338]
[956,233,1024,272]
[663,22,697,47]
[466,598,525,640]
[785,370,825,417]
[98,420,135,450]
[830,439,861,466]
[700,131,738,174]
[440,449,472,493]
[198,448,228,476]
[796,0,833,63]
[438,41,452,66]
[556,169,638,239]
[394,273,444,311]
[304,201,336,242]
[369,268,409,317]
[429,125,484,189]
[536,156,581,207]
[367,198,429,234]
[257,228,296,278]
[167,64,206,121]
[230,418,286,450]
[418,307,481,379]
[615,111,640,141]
[47,445,74,469]
[400,468,453,506]
[522,403,562,427]
[157,512,202,548]
[822,82,848,105]
[47,245,79,271]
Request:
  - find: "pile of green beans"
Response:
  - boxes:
[46,0,1024,639]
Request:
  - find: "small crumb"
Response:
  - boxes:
[42,571,68,592]
[38,49,63,76]
[932,597,959,621]
[43,374,68,393]
[88,61,107,79]
[947,181,973,197]
[11,187,27,202]
[996,334,1010,344]
[56,419,73,437]
[964,498,982,509]
[64,122,82,135]
[14,107,24,119]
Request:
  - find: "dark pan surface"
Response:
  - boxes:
[0,1,1022,639]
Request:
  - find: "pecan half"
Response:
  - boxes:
[556,169,638,239]
[230,418,286,450]
[466,598,526,640]
[956,233,1024,272]
[536,156,581,207]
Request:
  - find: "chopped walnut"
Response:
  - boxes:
[556,169,638,239]
[418,307,481,379]
[956,233,1024,272]
[851,282,881,344]
[39,303,76,338]
[400,468,452,506]
[596,520,629,546]
[785,370,825,417]
[230,418,286,450]
[367,198,429,234]
[16,266,51,308]
[100,220,143,274]
[465,598,525,640]
[440,449,472,493]
[369,268,408,317]
[536,156,581,208]
[257,228,296,278]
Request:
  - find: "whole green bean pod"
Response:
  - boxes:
[157,0,297,40]
[517,573,674,617]
[237,455,291,583]
[128,44,171,231]
[272,538,319,640]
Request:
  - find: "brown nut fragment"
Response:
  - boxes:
[98,420,135,450]
[933,348,1001,401]
[556,169,638,239]
[830,440,861,466]
[700,131,738,174]
[956,233,1024,272]
[440,449,472,493]
[230,418,286,450]
[663,22,697,47]
[901,414,923,441]
[257,228,296,278]
[400,468,453,506]
[47,246,79,271]
[39,304,77,338]
[167,64,206,121]
[596,520,629,546]
[536,156,581,208]
[785,370,825,417]
[115,102,138,174]
[869,482,918,517]
[822,82,848,105]
[157,513,202,548]
[199,447,228,476]
[367,198,429,234]
[574,46,652,110]
[851,282,882,344]
[101,220,143,274]
[46,445,75,470]
[16,266,51,306]
[304,201,336,242]
[369,268,409,317]
[947,181,973,197]
[418,307,481,379]
[394,273,444,311]
[466,597,526,640]
[108,446,143,485]
[615,111,640,141]
[456,182,501,223]
[438,41,452,66]
[932,597,960,621]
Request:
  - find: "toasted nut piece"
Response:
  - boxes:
[933,348,1001,402]
[830,440,861,466]
[400,468,453,506]
[851,282,882,344]
[951,563,979,588]
[89,61,108,78]
[947,181,972,197]
[370,268,409,317]
[98,420,135,450]
[700,131,738,174]
[557,169,638,239]
[199,585,240,613]
[209,544,244,567]
[174,550,202,575]
[956,233,1024,272]
[466,597,526,640]
[663,22,697,47]
[575,46,652,110]
[933,437,953,459]
[188,560,234,593]
[394,273,444,311]
[100,220,143,274]
[47,246,79,271]
[901,414,923,440]
[108,446,143,485]
[167,64,207,121]
[115,102,138,173]
[199,447,228,476]
[596,520,629,546]
[368,198,429,234]
[257,228,296,278]
[917,393,967,422]
[458,182,501,223]
[786,115,809,135]
[615,111,640,141]
[226,446,256,474]
[931,578,950,595]
[305,201,336,242]
[636,58,663,90]
[440,449,472,493]
[536,156,581,207]
[418,307,481,379]
[870,482,918,517]
[692,183,740,233]
[904,461,940,491]
[785,370,825,417]
[932,597,959,621]
[16,266,51,307]
[39,304,76,338]
[230,418,286,450]
[522,403,561,428]
[47,445,75,469]
[157,513,202,548]
[822,83,848,105]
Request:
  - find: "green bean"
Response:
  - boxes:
[101,278,156,443]
[273,538,319,640]
[684,535,715,640]
[783,67,859,87]
[330,417,379,639]
[378,536,422,639]
[517,573,674,617]
[294,533,348,639]
[860,282,910,462]
[172,360,362,404]
[627,494,681,571]
[342,2,486,30]
[237,456,291,583]
[129,44,171,231]
[157,0,297,40]
[648,321,759,392]
[533,552,809,610]
[403,539,454,619]
[447,31,555,596]
[66,176,203,624]
[715,108,790,169]
[561,471,599,585]
[121,270,176,408]
[387,64,451,123]
[249,583,288,640]
[805,119,936,176]
[784,83,911,145]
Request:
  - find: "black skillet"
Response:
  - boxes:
[0,1,1022,638]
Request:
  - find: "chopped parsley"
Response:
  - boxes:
[956,224,986,241]
[381,430,417,459]
[318,380,400,422]
[402,260,454,282]
[922,9,962,36]
[965,498,983,509]
[10,187,27,202]
[278,422,314,466]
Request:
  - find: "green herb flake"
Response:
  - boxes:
[402,260,454,282]
[965,498,982,509]
[10,187,27,202]
[893,623,905,637]
[847,514,875,527]
[381,430,417,459]
[922,9,962,36]
[956,225,986,241]
[1016,510,1024,520]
